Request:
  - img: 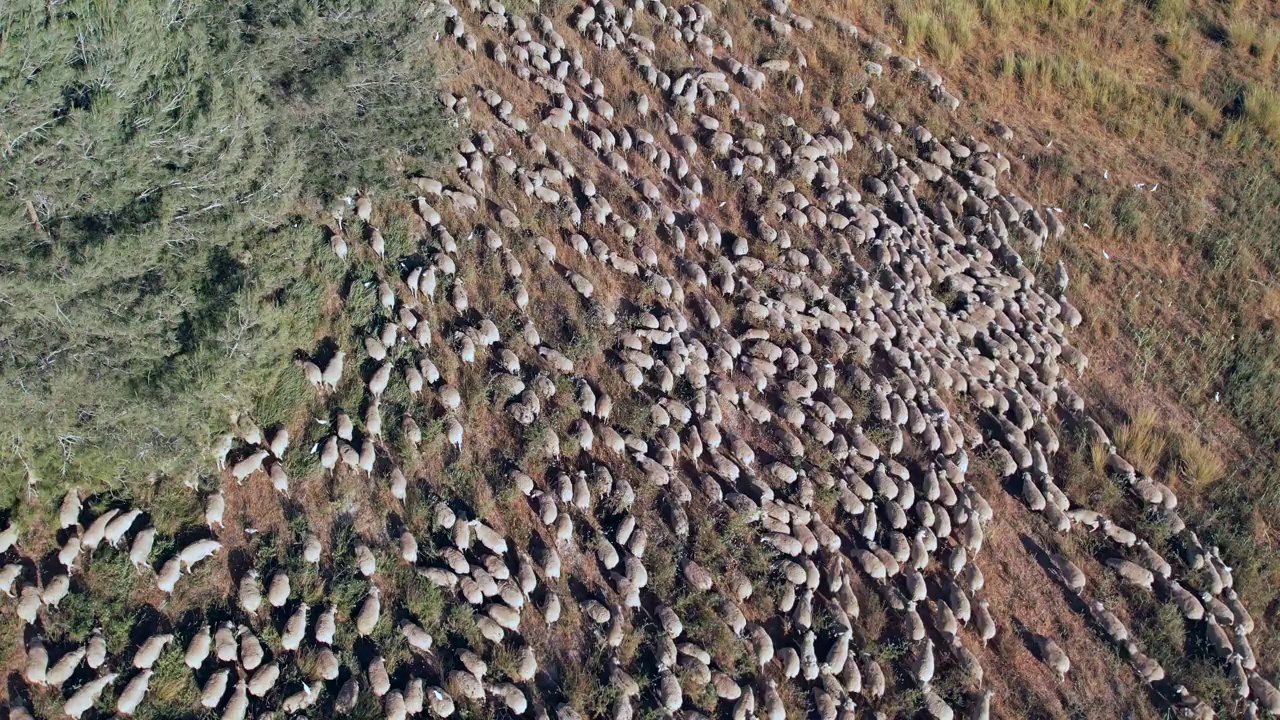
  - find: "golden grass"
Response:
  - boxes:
[997,50,1146,123]
[1259,29,1280,69]
[1176,431,1225,488]
[1179,91,1221,127]
[978,0,1105,25]
[892,0,981,66]
[1245,84,1280,141]
[1089,439,1110,475]
[1149,0,1189,24]
[1114,406,1166,475]
[1160,20,1215,84]
[1227,16,1259,54]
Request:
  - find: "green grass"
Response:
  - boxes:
[400,567,447,633]
[45,551,136,649]
[0,0,453,498]
[135,646,200,720]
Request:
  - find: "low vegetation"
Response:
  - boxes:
[0,0,452,499]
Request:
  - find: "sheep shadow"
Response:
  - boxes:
[1019,535,1091,617]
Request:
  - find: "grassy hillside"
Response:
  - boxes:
[833,0,1280,695]
[0,0,452,500]
[0,0,1274,712]
[846,0,1280,452]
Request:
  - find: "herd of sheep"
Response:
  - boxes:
[2,0,1275,719]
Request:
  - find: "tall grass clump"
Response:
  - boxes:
[1258,29,1280,68]
[892,0,980,65]
[997,50,1144,124]
[1226,16,1259,53]
[1244,85,1280,141]
[1115,406,1166,474]
[1148,0,1188,24]
[1176,432,1225,488]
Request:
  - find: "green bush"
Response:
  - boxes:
[0,0,452,500]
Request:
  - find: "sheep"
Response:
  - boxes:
[178,538,221,571]
[200,670,229,709]
[73,633,101,676]
[213,624,237,662]
[446,416,464,450]
[1105,557,1154,591]
[351,543,378,577]
[204,492,225,529]
[57,490,82,530]
[923,688,954,720]
[46,648,85,688]
[334,677,361,715]
[402,621,434,655]
[247,662,280,697]
[185,626,212,670]
[1226,589,1255,633]
[128,527,156,566]
[231,449,269,483]
[133,633,173,669]
[41,573,70,608]
[24,638,48,686]
[1205,614,1235,658]
[321,350,345,389]
[358,586,383,636]
[281,603,308,651]
[1164,580,1204,620]
[1250,674,1280,716]
[1100,519,1137,547]
[1049,553,1086,592]
[63,673,118,719]
[240,633,266,671]
[262,571,289,607]
[1033,635,1071,681]
[116,670,153,716]
[315,605,337,645]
